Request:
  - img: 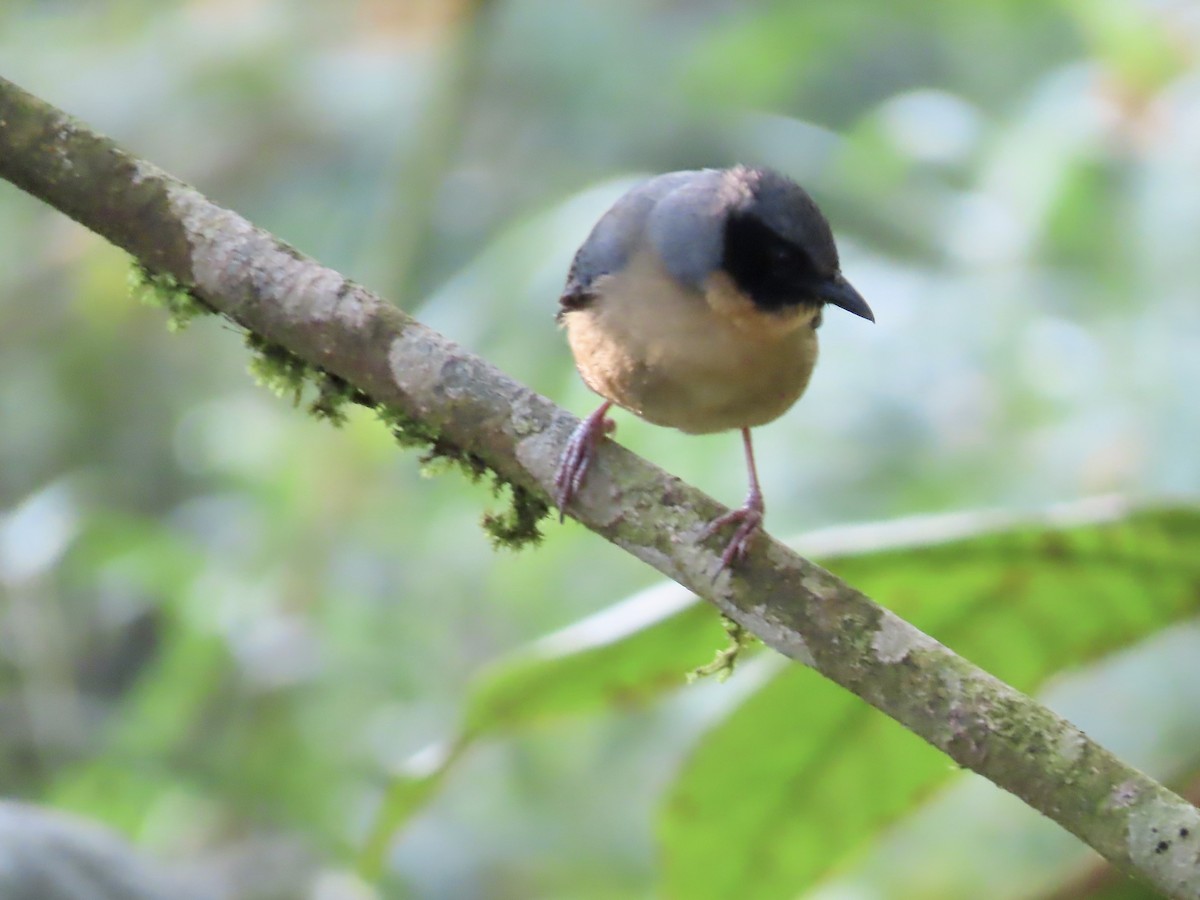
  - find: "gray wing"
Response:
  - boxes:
[559,170,710,316]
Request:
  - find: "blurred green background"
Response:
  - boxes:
[3,0,1200,897]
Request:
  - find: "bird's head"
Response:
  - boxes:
[720,166,873,322]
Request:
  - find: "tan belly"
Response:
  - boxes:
[563,252,819,435]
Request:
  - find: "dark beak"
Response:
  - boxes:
[819,274,874,322]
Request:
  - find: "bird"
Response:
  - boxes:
[554,165,873,570]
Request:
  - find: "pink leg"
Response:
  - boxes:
[554,401,615,520]
[701,428,765,570]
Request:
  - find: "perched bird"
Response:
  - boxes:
[554,166,873,570]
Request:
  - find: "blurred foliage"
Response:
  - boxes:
[663,506,1200,900]
[2,0,1200,898]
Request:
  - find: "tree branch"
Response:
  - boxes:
[1,74,1196,896]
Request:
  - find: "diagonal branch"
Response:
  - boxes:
[1,74,1196,897]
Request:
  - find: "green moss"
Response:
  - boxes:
[375,406,549,550]
[688,617,758,682]
[377,406,482,479]
[129,263,212,331]
[211,329,547,551]
[128,254,548,551]
[310,373,368,426]
[376,406,443,451]
[244,334,370,428]
[483,483,549,550]
[245,332,310,405]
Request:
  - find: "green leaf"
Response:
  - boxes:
[662,671,942,900]
[460,586,725,736]
[357,582,724,873]
[660,505,1200,900]
[357,739,467,881]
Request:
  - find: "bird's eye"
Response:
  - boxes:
[769,244,792,266]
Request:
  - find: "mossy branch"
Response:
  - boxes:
[2,74,1198,897]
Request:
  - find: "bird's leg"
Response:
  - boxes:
[554,400,615,520]
[701,428,765,570]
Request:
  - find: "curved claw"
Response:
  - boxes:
[554,402,614,520]
[701,500,765,572]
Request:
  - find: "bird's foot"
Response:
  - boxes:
[701,490,765,572]
[554,403,615,520]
